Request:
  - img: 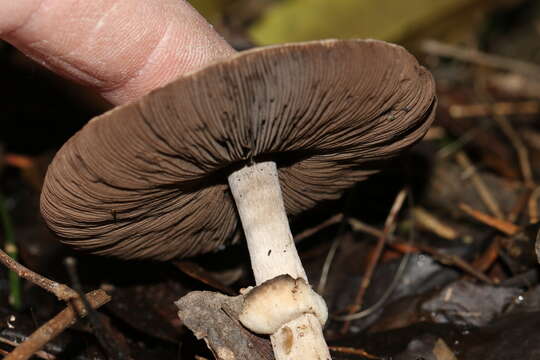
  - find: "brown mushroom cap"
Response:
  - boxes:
[40,39,436,260]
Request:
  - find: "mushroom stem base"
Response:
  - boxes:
[271,314,330,360]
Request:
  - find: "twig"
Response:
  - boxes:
[0,193,21,310]
[173,261,236,296]
[317,214,349,295]
[492,112,535,189]
[528,185,540,223]
[333,213,415,322]
[333,241,413,321]
[0,336,55,359]
[448,101,540,118]
[485,97,537,222]
[340,189,407,333]
[424,126,447,141]
[421,40,540,80]
[0,248,76,301]
[455,151,504,219]
[508,188,532,223]
[4,290,110,360]
[472,237,500,273]
[295,213,343,242]
[459,203,520,235]
[413,206,459,240]
[3,154,33,169]
[389,241,495,285]
[348,219,495,284]
[64,257,125,360]
[329,346,381,359]
[471,84,536,205]
[317,232,344,295]
[522,130,540,151]
[436,120,492,160]
[488,73,540,98]
[317,194,357,296]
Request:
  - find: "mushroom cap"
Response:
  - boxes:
[40,39,436,260]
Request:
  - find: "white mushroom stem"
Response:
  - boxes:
[228,161,331,360]
[228,161,305,284]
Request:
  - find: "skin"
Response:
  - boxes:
[1,0,236,105]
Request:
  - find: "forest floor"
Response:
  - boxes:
[1,1,540,359]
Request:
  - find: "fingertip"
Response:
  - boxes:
[2,0,236,105]
[0,0,42,36]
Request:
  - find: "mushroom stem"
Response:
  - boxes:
[228,161,305,284]
[228,161,331,360]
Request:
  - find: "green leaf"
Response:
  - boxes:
[250,0,483,45]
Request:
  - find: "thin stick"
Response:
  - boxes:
[391,240,495,285]
[340,189,407,334]
[4,154,33,169]
[436,120,492,160]
[5,290,111,360]
[472,85,536,198]
[64,257,125,360]
[472,237,500,273]
[508,188,532,223]
[413,206,459,240]
[455,151,504,219]
[492,113,535,189]
[488,73,540,99]
[333,203,416,323]
[317,232,344,295]
[329,346,380,359]
[459,203,520,235]
[0,248,76,301]
[295,213,343,242]
[317,213,348,295]
[348,219,495,284]
[528,185,540,223]
[448,101,540,118]
[0,336,55,360]
[333,242,413,321]
[173,260,236,296]
[421,40,540,80]
[424,126,447,141]
[317,195,355,295]
[483,95,537,221]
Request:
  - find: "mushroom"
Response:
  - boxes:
[40,39,436,359]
